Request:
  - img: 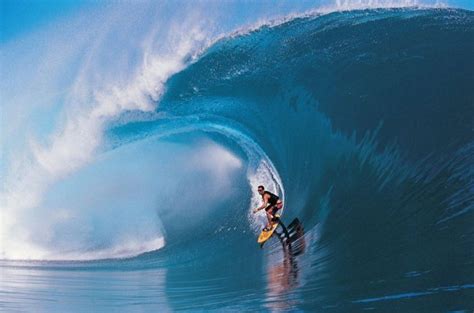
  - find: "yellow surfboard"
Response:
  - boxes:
[257,214,280,244]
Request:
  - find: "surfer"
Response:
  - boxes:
[253,185,283,231]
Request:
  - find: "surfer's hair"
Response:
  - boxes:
[258,185,265,190]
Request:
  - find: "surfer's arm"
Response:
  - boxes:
[255,202,267,211]
[253,195,269,213]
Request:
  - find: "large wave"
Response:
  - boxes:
[2,3,473,311]
[1,2,472,281]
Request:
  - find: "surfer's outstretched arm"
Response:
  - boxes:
[253,194,270,213]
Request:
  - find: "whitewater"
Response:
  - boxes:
[1,1,473,312]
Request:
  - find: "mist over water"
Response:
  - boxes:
[1,1,473,312]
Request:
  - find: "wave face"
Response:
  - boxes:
[2,8,474,312]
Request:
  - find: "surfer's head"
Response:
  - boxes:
[257,185,265,195]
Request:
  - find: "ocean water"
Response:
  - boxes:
[1,7,474,313]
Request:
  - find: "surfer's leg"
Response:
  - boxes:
[264,207,274,230]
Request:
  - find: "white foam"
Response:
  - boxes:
[60,236,166,261]
[223,0,444,41]
[188,143,243,180]
[1,5,210,260]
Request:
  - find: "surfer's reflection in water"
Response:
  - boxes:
[264,218,305,311]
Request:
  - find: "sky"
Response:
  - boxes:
[0,0,90,42]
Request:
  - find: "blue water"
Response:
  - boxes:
[2,8,474,312]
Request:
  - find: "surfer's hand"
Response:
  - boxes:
[253,208,258,214]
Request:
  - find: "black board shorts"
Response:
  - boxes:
[265,205,279,215]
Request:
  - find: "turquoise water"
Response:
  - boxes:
[1,8,473,312]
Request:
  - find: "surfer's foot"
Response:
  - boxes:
[263,225,271,231]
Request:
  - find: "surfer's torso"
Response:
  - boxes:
[263,191,279,206]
